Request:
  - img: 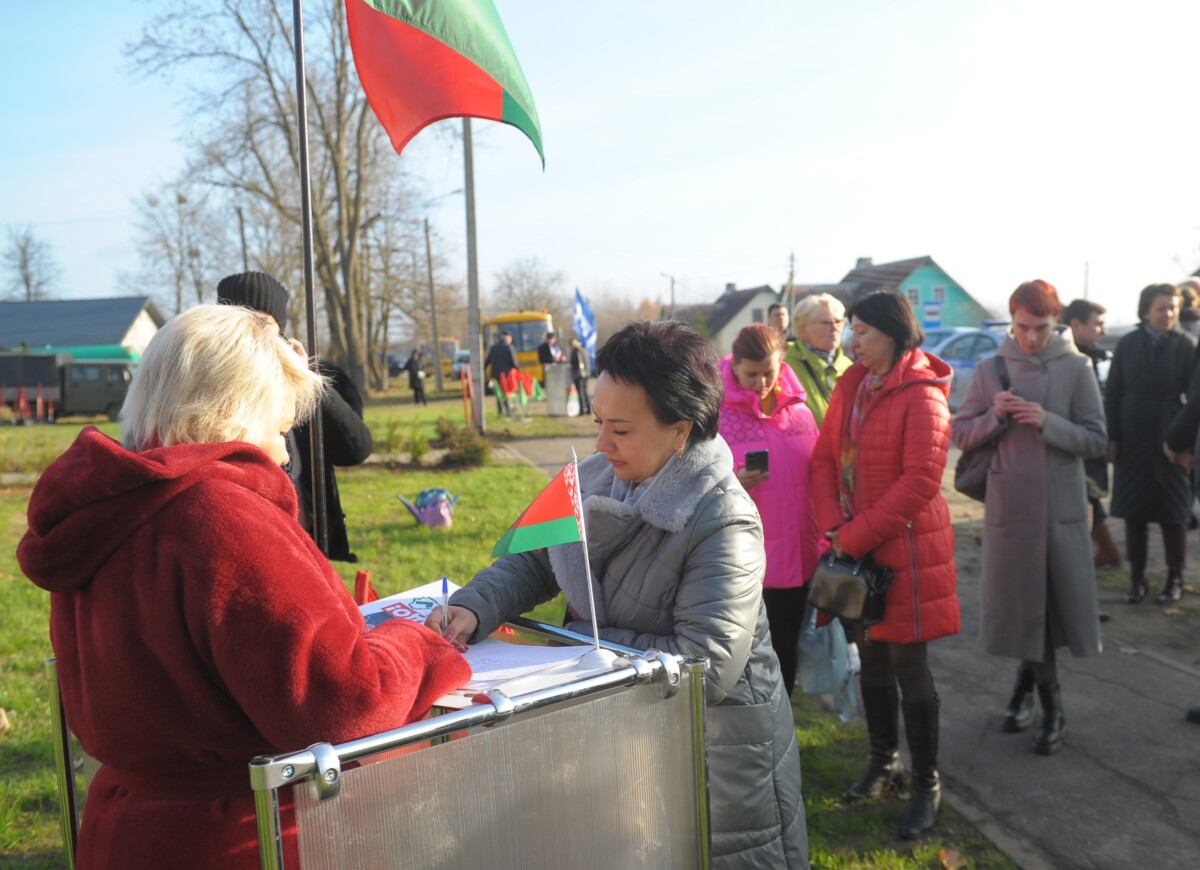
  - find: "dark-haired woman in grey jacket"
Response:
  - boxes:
[432,321,808,869]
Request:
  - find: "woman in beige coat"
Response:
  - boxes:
[951,280,1106,755]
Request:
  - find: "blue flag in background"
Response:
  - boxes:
[573,288,597,372]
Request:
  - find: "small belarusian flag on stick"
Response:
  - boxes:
[492,450,614,664]
[492,460,582,557]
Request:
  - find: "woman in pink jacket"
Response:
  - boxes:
[719,323,823,695]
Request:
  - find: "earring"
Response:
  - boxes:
[677,444,685,459]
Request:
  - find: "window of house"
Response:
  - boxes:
[932,285,946,303]
[751,308,764,323]
[906,287,920,306]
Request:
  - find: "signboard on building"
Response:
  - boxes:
[922,301,942,328]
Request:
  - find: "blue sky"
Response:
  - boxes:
[4,1,1200,324]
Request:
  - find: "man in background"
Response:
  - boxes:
[485,331,519,417]
[217,271,373,562]
[768,301,795,344]
[1063,298,1119,576]
[537,331,564,364]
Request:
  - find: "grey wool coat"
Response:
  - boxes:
[452,435,809,869]
[951,331,1106,662]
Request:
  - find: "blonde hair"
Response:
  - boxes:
[792,293,846,330]
[121,304,325,452]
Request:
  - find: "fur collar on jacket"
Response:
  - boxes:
[548,435,737,623]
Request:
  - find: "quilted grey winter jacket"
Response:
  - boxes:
[452,436,809,869]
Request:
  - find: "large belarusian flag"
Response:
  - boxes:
[345,0,544,162]
[492,461,582,557]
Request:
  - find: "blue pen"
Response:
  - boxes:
[441,576,450,634]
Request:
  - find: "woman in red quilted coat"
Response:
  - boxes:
[18,305,470,870]
[811,290,960,841]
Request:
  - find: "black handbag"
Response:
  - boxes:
[808,551,894,625]
[953,357,1010,502]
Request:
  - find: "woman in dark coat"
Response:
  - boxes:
[1105,283,1195,604]
[404,349,428,406]
[811,291,959,841]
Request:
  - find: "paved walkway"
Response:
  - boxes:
[500,434,1200,870]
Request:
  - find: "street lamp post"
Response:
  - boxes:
[660,273,676,320]
[424,217,444,393]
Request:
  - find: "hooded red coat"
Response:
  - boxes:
[18,427,470,870]
[811,351,960,644]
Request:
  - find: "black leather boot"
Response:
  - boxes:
[1032,682,1066,755]
[842,684,904,802]
[1001,662,1036,733]
[1157,575,1183,605]
[1125,574,1148,604]
[898,695,941,840]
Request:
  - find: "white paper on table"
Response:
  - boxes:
[436,642,624,709]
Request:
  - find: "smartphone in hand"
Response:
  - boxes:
[745,449,769,473]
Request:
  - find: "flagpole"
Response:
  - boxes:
[463,117,485,432]
[290,0,329,555]
[572,449,616,668]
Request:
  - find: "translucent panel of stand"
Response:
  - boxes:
[293,674,699,868]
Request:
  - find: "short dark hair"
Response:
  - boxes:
[1009,280,1064,319]
[846,291,923,364]
[767,302,786,315]
[1137,283,1180,320]
[594,320,722,442]
[732,323,785,363]
[1061,298,1105,325]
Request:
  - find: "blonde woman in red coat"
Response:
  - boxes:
[811,290,960,841]
[18,305,470,870]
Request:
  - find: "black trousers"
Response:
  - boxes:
[763,585,809,696]
[573,376,591,414]
[857,635,936,704]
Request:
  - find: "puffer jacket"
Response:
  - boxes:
[452,436,809,869]
[718,357,823,588]
[785,341,853,426]
[811,350,960,644]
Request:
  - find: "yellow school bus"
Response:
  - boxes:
[482,311,554,382]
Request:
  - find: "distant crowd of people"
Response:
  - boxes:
[20,266,1200,868]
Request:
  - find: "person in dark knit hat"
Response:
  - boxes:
[218,271,373,561]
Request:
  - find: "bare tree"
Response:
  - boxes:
[2,225,62,301]
[492,255,566,313]
[126,0,421,389]
[131,180,232,315]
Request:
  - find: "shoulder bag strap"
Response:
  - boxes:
[800,356,832,402]
[994,356,1010,391]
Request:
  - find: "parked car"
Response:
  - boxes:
[387,354,403,378]
[932,327,1007,411]
[450,350,471,380]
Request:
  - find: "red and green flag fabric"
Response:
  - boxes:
[346,0,544,162]
[492,461,582,557]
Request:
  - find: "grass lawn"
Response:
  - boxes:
[1,390,1015,868]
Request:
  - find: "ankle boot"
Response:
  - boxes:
[843,684,904,802]
[1156,575,1183,605]
[898,695,941,840]
[1125,574,1148,604]
[1001,663,1036,733]
[1092,522,1121,568]
[1032,682,1066,755]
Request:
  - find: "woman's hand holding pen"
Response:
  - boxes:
[424,606,477,652]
